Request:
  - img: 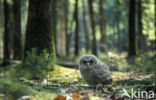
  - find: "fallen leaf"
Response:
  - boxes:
[108,93,116,100]
[72,93,81,100]
[107,87,114,92]
[93,93,96,96]
[112,83,117,87]
[54,95,66,100]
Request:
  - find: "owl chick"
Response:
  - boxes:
[78,54,112,86]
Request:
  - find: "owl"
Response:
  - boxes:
[78,54,112,86]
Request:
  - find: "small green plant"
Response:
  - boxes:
[0,79,36,100]
[19,48,55,81]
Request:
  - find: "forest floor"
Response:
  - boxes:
[0,52,156,100]
[31,65,155,100]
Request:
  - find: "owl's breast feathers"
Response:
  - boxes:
[91,64,112,84]
[80,64,112,85]
[80,67,96,84]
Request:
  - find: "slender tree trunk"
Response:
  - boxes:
[3,0,10,65]
[99,0,106,52]
[0,1,2,59]
[82,0,89,51]
[88,0,97,55]
[128,0,138,56]
[25,0,55,57]
[115,21,121,50]
[52,0,58,56]
[13,0,22,60]
[74,0,79,56]
[137,0,147,53]
[67,3,77,55]
[154,0,156,57]
[64,0,69,55]
[137,0,143,38]
[115,0,121,50]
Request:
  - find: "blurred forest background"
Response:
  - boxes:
[0,0,155,60]
[0,0,156,99]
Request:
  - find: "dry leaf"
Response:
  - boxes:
[112,83,117,87]
[93,93,96,96]
[107,87,114,92]
[72,93,81,100]
[54,95,66,100]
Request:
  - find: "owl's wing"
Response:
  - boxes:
[92,64,112,84]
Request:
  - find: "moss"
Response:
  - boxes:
[49,65,82,84]
[31,92,58,100]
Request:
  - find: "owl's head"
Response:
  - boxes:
[78,54,98,69]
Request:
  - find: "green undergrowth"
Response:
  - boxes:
[0,79,37,100]
[98,51,156,73]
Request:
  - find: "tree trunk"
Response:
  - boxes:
[64,0,69,56]
[82,0,89,51]
[115,0,121,50]
[128,0,138,56]
[74,0,79,56]
[13,0,22,60]
[25,0,55,57]
[137,0,143,39]
[137,0,147,53]
[99,0,106,52]
[154,0,156,57]
[88,0,97,55]
[52,0,58,57]
[3,0,10,65]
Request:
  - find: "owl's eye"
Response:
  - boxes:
[83,61,87,64]
[90,60,94,64]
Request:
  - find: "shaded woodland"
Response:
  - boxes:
[0,0,156,99]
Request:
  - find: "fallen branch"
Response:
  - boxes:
[57,62,78,69]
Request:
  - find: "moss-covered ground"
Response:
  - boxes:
[0,52,156,100]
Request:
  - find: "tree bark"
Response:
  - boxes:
[74,0,79,56]
[13,0,22,60]
[154,0,156,57]
[128,0,138,56]
[64,0,70,56]
[115,0,121,50]
[3,0,10,65]
[137,0,147,53]
[82,0,89,51]
[25,0,56,57]
[52,0,58,56]
[88,0,97,55]
[99,0,106,52]
[137,0,143,38]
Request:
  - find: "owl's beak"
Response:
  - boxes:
[87,63,90,66]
